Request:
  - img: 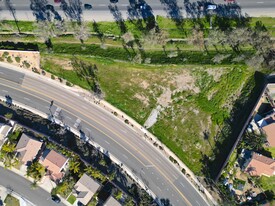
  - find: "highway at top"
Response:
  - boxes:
[0,65,209,206]
[0,0,275,22]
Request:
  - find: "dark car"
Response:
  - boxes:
[54,0,61,3]
[84,4,92,10]
[110,0,118,3]
[46,4,54,11]
[51,195,61,203]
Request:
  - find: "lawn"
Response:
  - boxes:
[41,54,252,174]
[4,194,20,206]
[265,147,275,158]
[67,194,77,204]
[259,175,275,194]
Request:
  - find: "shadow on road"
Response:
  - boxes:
[60,0,83,23]
[108,4,127,34]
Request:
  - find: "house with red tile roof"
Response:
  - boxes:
[16,133,43,165]
[262,123,275,147]
[40,149,69,182]
[245,152,275,177]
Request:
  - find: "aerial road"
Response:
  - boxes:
[0,64,208,206]
[0,0,275,22]
[0,166,66,206]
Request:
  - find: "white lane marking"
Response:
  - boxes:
[2,90,8,93]
[173,174,177,179]
[100,116,107,121]
[85,127,91,132]
[24,97,30,101]
[121,129,127,134]
[180,182,185,188]
[138,142,143,147]
[196,201,201,206]
[157,186,161,191]
[257,2,264,3]
[151,172,154,175]
[156,158,161,163]
[81,105,87,109]
[104,140,110,145]
[122,154,128,159]
[141,170,145,174]
[61,95,68,99]
[66,116,72,120]
[161,182,164,185]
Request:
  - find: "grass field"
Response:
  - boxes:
[259,175,275,194]
[41,53,252,174]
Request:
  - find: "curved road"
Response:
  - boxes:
[0,166,66,206]
[0,65,207,206]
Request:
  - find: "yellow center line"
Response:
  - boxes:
[1,78,193,206]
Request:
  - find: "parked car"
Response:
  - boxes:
[54,0,61,3]
[110,0,118,3]
[51,195,61,203]
[84,4,92,10]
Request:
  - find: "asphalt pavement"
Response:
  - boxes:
[0,65,209,206]
[0,0,275,22]
[0,166,65,206]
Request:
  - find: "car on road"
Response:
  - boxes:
[51,195,61,203]
[54,0,61,3]
[110,0,118,3]
[84,4,92,10]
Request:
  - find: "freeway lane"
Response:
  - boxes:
[0,65,209,206]
[0,166,66,206]
[0,0,275,21]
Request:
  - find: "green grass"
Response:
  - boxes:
[4,194,20,206]
[67,194,76,204]
[259,176,275,193]
[40,53,252,174]
[265,147,275,158]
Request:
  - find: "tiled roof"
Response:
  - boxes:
[245,152,275,177]
[262,123,275,147]
[16,133,42,164]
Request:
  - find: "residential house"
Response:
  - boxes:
[16,133,43,165]
[40,149,69,182]
[104,196,121,206]
[244,152,275,177]
[0,124,12,149]
[73,173,101,205]
[262,123,275,147]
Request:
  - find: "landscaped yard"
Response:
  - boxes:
[259,175,275,194]
[67,194,77,205]
[4,194,20,206]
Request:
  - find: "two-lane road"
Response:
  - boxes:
[0,65,209,206]
[0,166,66,206]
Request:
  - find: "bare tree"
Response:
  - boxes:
[141,28,168,48]
[73,22,91,43]
[189,26,205,50]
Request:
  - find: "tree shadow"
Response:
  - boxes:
[108,4,127,34]
[60,0,82,23]
[160,0,185,31]
[5,0,20,33]
[127,0,156,32]
[92,21,104,43]
[30,0,48,21]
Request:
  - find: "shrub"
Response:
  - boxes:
[66,81,72,87]
[15,56,21,63]
[3,51,9,57]
[32,67,40,74]
[23,61,31,68]
[0,57,4,61]
[7,56,13,63]
[51,74,55,79]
